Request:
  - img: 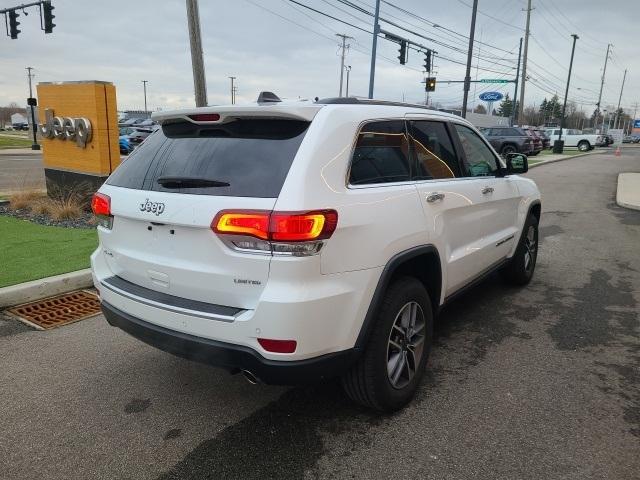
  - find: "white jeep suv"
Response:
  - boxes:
[91,95,541,411]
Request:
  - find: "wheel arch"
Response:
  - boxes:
[354,245,442,350]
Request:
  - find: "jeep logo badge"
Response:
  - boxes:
[39,108,92,148]
[140,199,165,216]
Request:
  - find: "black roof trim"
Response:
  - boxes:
[315,97,436,111]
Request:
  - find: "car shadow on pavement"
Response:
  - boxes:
[155,274,533,480]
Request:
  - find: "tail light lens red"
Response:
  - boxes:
[91,192,111,216]
[91,192,112,229]
[212,210,338,243]
[257,338,297,354]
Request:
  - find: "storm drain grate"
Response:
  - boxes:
[7,290,101,330]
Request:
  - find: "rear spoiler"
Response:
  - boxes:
[152,104,321,125]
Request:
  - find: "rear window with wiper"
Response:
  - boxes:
[107,118,310,197]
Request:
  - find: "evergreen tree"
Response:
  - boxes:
[497,93,513,117]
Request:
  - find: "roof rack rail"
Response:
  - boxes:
[314,97,435,111]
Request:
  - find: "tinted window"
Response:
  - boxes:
[409,121,459,179]
[453,124,501,177]
[349,121,411,185]
[107,119,309,197]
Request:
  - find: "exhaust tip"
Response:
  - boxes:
[242,370,260,385]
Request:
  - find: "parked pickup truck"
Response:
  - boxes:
[544,128,603,152]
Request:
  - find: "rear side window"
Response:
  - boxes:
[107,119,309,197]
[349,121,411,185]
[409,121,459,179]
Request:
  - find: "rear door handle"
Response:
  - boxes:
[481,186,494,195]
[426,192,445,203]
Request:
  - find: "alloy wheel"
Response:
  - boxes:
[387,301,426,389]
[523,224,538,272]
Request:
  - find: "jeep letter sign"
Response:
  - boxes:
[39,108,93,148]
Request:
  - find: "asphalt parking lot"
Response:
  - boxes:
[1,149,639,479]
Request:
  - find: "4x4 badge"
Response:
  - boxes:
[140,199,165,216]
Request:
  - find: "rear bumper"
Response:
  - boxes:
[101,301,360,385]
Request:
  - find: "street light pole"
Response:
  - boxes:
[186,0,207,107]
[554,34,579,154]
[142,80,148,114]
[367,0,381,99]
[461,0,479,119]
[25,66,39,150]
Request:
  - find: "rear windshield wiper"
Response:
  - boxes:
[157,176,230,189]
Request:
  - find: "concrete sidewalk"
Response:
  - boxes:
[0,148,42,155]
[616,173,640,211]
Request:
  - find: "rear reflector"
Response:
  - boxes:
[258,338,297,354]
[212,210,338,242]
[189,113,220,122]
[91,192,111,217]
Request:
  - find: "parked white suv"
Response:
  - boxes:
[91,94,541,411]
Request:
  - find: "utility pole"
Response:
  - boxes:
[554,34,579,154]
[336,34,353,97]
[614,68,627,129]
[518,0,532,125]
[229,76,236,104]
[25,66,39,150]
[186,0,207,107]
[368,0,381,99]
[345,65,352,97]
[142,80,148,114]
[595,43,611,128]
[461,0,479,119]
[511,37,523,126]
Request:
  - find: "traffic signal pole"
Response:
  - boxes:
[25,66,40,150]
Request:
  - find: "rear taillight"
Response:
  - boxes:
[91,192,112,229]
[212,209,338,256]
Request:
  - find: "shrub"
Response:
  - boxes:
[9,190,44,211]
[31,200,53,216]
[50,196,84,221]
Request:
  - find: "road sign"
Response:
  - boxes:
[480,79,509,84]
[479,91,504,102]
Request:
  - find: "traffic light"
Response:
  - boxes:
[8,10,21,39]
[398,40,407,65]
[424,50,432,72]
[425,77,436,92]
[43,1,56,33]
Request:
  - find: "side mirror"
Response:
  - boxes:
[505,152,528,174]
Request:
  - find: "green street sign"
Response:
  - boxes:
[480,79,509,84]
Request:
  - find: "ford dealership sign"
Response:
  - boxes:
[479,91,504,102]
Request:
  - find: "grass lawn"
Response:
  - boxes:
[0,216,98,288]
[0,135,33,149]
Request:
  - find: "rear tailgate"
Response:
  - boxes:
[96,111,317,310]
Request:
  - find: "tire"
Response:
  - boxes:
[342,276,433,412]
[501,144,517,155]
[500,213,539,285]
[578,140,590,152]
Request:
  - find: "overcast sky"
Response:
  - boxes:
[1,0,637,116]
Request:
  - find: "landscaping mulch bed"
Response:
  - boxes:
[0,205,95,229]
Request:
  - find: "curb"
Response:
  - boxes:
[0,269,93,309]
[529,150,596,169]
[616,173,640,211]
